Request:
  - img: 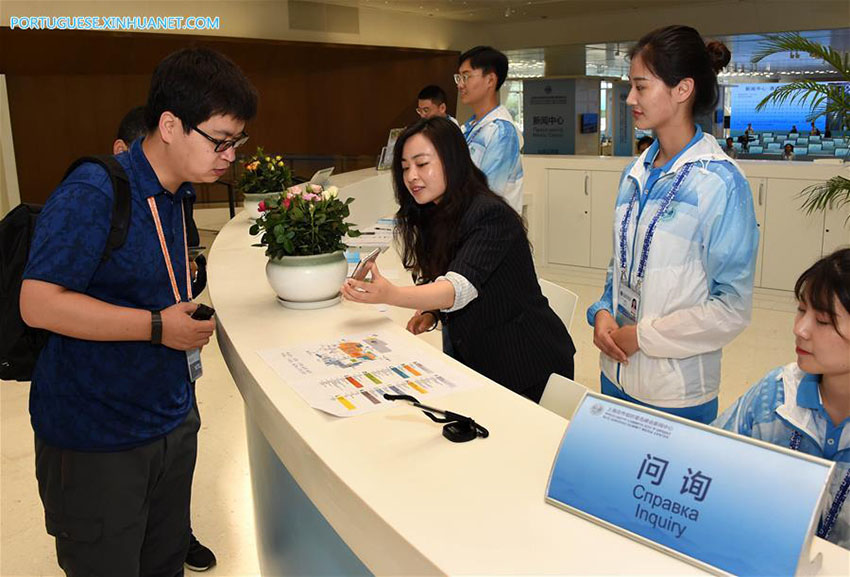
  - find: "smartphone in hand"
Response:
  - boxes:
[350,248,381,281]
[191,303,216,321]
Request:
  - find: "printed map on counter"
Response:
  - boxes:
[257,331,476,416]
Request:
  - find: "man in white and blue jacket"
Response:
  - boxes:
[587,125,759,423]
[456,46,524,214]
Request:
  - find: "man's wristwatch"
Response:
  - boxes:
[150,310,163,345]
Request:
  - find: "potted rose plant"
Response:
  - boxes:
[238,147,293,220]
[249,184,360,308]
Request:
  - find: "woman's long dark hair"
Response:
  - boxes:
[391,117,522,281]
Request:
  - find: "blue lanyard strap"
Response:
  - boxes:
[790,429,802,450]
[789,430,850,540]
[618,163,694,287]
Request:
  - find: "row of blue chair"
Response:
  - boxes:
[716,135,848,158]
[745,145,848,157]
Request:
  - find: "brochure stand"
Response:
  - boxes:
[377,128,404,170]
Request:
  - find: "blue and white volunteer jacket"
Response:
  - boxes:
[587,128,758,408]
[461,105,524,213]
[714,363,849,550]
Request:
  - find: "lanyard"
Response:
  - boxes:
[147,196,191,304]
[790,430,850,540]
[618,163,693,289]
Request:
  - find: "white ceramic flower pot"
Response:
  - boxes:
[265,250,347,309]
[243,192,283,221]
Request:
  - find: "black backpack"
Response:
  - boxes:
[0,156,131,381]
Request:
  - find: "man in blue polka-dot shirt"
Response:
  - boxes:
[21,47,257,575]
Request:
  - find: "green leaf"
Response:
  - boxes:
[751,33,850,81]
[798,176,850,224]
[751,33,850,131]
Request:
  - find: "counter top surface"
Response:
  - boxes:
[209,172,848,575]
[209,218,701,575]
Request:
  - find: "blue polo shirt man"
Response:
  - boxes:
[19,47,257,576]
[26,139,196,450]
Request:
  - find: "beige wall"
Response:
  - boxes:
[0,1,486,50]
[2,0,846,52]
[1,0,847,211]
[574,78,600,156]
[485,0,849,49]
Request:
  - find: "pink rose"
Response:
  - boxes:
[309,183,322,193]
[289,185,303,196]
[303,193,319,201]
[258,200,266,211]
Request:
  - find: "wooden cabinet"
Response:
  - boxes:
[760,178,827,291]
[823,202,850,256]
[589,171,621,269]
[537,159,848,293]
[546,169,622,269]
[746,177,767,286]
[546,169,591,267]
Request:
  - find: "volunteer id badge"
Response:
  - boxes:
[187,348,203,381]
[616,283,640,326]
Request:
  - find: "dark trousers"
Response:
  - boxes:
[35,403,200,577]
[442,323,552,404]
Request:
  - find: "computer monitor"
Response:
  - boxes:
[580,113,599,134]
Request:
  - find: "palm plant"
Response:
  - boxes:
[751,33,850,220]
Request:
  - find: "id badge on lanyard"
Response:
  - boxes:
[617,164,693,327]
[148,197,202,382]
[616,281,640,327]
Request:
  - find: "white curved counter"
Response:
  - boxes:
[208,168,848,575]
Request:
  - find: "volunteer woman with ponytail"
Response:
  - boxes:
[587,25,758,423]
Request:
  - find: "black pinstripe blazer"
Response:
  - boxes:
[440,194,576,396]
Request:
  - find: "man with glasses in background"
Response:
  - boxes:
[20,47,256,576]
[416,84,459,126]
[455,46,524,214]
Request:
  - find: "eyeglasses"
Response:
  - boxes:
[192,126,249,152]
[415,106,432,117]
[453,71,482,86]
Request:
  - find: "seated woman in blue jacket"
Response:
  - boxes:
[714,248,850,550]
[341,117,575,403]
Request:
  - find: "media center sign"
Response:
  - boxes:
[523,79,572,154]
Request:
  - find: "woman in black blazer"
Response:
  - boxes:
[341,117,575,402]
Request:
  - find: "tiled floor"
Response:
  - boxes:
[1,209,801,577]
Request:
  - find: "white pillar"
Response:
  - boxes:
[0,75,21,217]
